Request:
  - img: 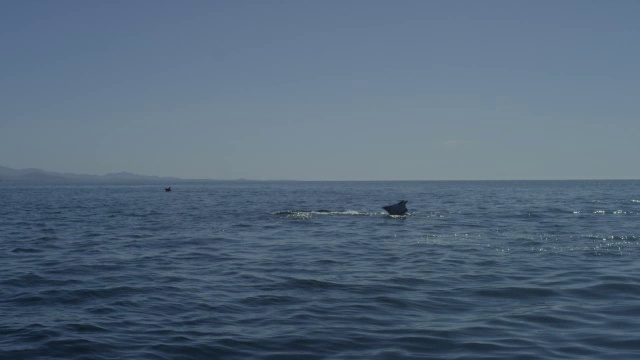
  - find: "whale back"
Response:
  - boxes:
[383,200,408,215]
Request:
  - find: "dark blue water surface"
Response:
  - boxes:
[2,181,640,359]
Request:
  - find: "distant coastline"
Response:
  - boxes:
[1,166,638,184]
[0,165,182,185]
[0,165,281,184]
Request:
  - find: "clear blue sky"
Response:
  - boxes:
[1,0,639,180]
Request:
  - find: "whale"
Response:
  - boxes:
[383,200,408,215]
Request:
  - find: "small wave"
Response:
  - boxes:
[475,286,557,299]
[584,234,639,243]
[387,213,411,219]
[239,294,298,307]
[570,282,640,300]
[40,338,112,358]
[11,247,42,253]
[1,273,80,288]
[577,210,635,216]
[274,210,372,218]
[546,207,572,214]
[63,323,109,334]
[283,277,346,291]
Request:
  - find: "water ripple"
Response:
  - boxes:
[2,181,640,358]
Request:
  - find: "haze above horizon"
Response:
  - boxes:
[2,1,639,181]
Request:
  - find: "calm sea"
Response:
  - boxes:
[1,181,640,359]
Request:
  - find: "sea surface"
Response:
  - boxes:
[1,180,640,359]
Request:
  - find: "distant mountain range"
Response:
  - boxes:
[0,166,182,184]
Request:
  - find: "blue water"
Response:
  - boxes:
[1,181,640,359]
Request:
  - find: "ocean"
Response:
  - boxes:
[1,180,639,359]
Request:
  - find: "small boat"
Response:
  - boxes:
[165,187,172,192]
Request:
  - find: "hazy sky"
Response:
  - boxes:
[1,0,639,180]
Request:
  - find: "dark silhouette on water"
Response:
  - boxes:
[165,187,172,192]
[383,200,408,215]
